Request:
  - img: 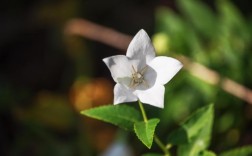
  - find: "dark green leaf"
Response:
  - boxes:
[168,126,188,144]
[81,104,141,131]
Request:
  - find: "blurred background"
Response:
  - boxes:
[0,0,252,155]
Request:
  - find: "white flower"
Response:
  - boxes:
[103,29,182,108]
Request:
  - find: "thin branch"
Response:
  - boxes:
[64,19,132,51]
[179,56,252,104]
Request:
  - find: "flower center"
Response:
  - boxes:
[130,65,148,88]
[132,72,144,83]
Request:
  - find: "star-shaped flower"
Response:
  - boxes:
[103,29,182,108]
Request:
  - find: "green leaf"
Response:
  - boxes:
[168,104,214,145]
[142,153,163,156]
[134,118,160,149]
[219,146,252,156]
[168,104,214,156]
[199,151,216,156]
[178,104,214,156]
[81,104,141,131]
[178,128,210,156]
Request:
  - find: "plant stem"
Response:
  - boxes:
[138,101,171,156]
[138,100,148,122]
[154,135,170,156]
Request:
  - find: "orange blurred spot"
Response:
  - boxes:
[70,77,116,152]
[70,77,114,112]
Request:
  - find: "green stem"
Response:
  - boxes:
[137,101,171,156]
[154,135,170,156]
[138,100,148,122]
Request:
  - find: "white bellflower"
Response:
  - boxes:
[103,29,182,108]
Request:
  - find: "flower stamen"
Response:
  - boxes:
[130,65,149,88]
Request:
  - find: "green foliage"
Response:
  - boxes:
[155,0,252,153]
[134,119,160,149]
[81,104,162,149]
[177,0,217,38]
[220,146,252,156]
[142,153,163,156]
[168,104,214,144]
[168,104,214,156]
[217,0,250,41]
[81,104,141,131]
[155,8,187,53]
[199,151,216,156]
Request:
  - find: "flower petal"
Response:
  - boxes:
[134,84,165,108]
[114,83,138,104]
[103,55,132,83]
[126,29,155,65]
[148,56,182,85]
